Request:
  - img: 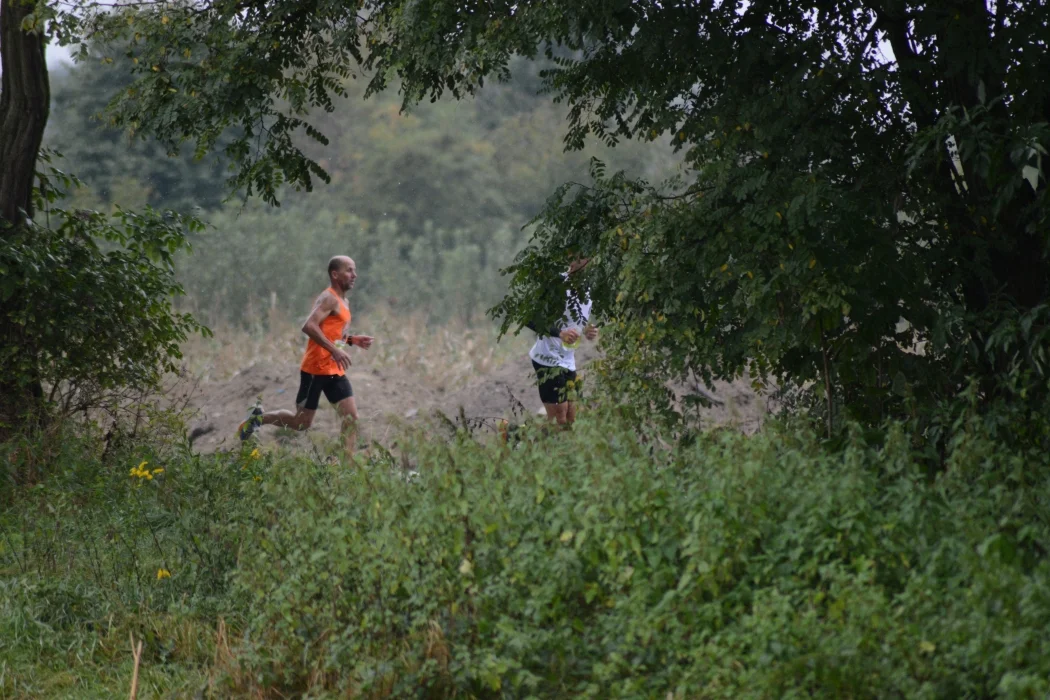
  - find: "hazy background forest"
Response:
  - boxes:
[45,56,678,330]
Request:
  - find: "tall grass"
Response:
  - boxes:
[3,408,1050,697]
[179,304,530,390]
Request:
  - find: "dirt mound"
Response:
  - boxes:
[185,359,437,453]
[184,343,768,454]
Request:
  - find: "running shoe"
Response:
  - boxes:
[238,405,263,441]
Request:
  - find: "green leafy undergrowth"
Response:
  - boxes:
[2,413,1050,698]
[0,431,265,698]
[230,416,1050,698]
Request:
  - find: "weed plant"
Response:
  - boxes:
[2,409,1049,697]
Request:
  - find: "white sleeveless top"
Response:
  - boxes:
[528,289,592,372]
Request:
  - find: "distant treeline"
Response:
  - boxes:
[45,57,678,326]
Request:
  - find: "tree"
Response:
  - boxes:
[5,0,1047,435]
[357,0,1048,434]
[44,57,230,212]
[0,0,49,227]
[0,1,204,429]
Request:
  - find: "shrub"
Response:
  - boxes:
[4,405,1049,697]
[225,413,1050,697]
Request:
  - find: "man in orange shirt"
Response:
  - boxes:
[238,255,374,457]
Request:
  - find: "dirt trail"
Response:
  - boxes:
[183,344,768,453]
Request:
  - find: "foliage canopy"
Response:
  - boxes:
[51,0,1046,433]
[466,0,1049,432]
[10,0,1050,435]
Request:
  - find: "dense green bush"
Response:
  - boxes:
[3,410,1050,697]
[228,414,1050,697]
[0,195,205,427]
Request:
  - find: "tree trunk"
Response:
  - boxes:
[0,0,50,227]
[0,0,50,432]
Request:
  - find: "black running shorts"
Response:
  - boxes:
[532,360,579,405]
[295,371,353,410]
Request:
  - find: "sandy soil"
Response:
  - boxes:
[181,343,770,454]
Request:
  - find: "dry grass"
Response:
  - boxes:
[207,614,458,699]
[179,304,529,391]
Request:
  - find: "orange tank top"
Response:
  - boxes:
[300,288,351,376]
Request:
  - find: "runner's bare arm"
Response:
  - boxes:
[339,327,374,349]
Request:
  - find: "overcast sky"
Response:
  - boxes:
[47,43,74,70]
[36,19,897,77]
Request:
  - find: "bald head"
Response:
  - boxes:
[328,255,352,276]
[327,255,357,292]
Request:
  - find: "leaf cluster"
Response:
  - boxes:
[221,412,1050,696]
[0,165,206,412]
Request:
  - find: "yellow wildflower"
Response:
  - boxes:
[250,448,261,460]
[156,568,171,580]
[130,461,154,479]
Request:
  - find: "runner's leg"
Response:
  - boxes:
[260,408,315,430]
[335,396,359,457]
[543,402,569,425]
[534,361,573,426]
[564,372,581,426]
[252,371,321,433]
